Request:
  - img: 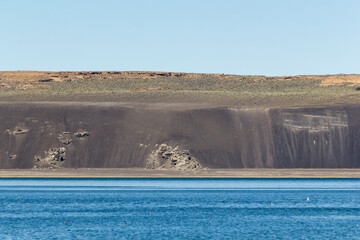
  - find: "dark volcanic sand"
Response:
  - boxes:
[0,102,359,171]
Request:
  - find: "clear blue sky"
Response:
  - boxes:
[1,0,359,76]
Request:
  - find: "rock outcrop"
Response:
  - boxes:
[34,147,66,169]
[146,144,201,171]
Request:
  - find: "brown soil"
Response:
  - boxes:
[318,74,360,86]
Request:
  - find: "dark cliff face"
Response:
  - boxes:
[0,103,359,169]
[271,108,352,168]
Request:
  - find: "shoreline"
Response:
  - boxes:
[0,168,359,178]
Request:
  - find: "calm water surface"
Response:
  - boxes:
[0,178,359,239]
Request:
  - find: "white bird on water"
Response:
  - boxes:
[307,197,310,201]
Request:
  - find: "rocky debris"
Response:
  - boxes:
[155,73,170,77]
[38,79,53,82]
[6,125,29,135]
[146,144,201,171]
[58,132,73,145]
[148,72,186,77]
[74,131,89,138]
[34,147,66,168]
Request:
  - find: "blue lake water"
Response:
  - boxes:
[0,178,359,239]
